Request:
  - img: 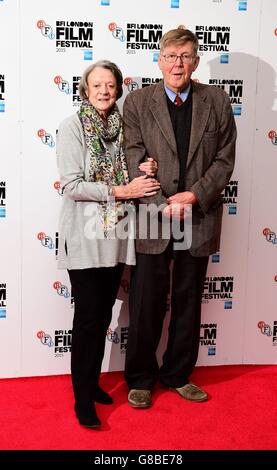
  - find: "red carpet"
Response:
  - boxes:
[0,365,277,450]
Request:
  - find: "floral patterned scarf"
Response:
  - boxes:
[79,99,130,237]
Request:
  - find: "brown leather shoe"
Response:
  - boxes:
[128,389,152,408]
[172,383,208,402]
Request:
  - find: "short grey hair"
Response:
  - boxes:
[78,60,123,100]
[159,29,199,56]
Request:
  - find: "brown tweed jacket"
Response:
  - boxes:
[123,80,237,257]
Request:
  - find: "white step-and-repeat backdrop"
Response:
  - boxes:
[0,0,276,378]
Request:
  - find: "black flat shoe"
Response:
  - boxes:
[95,386,114,405]
[74,404,101,428]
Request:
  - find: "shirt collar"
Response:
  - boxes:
[164,82,191,103]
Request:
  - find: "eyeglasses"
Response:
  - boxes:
[161,53,196,64]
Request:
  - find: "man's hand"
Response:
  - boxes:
[162,191,196,220]
[167,191,197,205]
[163,203,192,220]
[139,158,158,177]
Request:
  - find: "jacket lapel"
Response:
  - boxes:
[148,81,211,165]
[150,83,178,154]
[187,82,211,168]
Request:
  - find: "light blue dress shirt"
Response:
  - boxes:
[164,83,191,103]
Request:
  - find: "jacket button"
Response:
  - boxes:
[173,179,178,184]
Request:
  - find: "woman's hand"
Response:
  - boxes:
[113,175,160,199]
[139,158,158,177]
[127,175,160,198]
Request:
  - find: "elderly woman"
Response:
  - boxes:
[57,60,159,428]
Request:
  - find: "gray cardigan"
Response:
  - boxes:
[57,113,136,269]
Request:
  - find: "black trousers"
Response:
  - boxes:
[125,244,208,390]
[68,264,124,406]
